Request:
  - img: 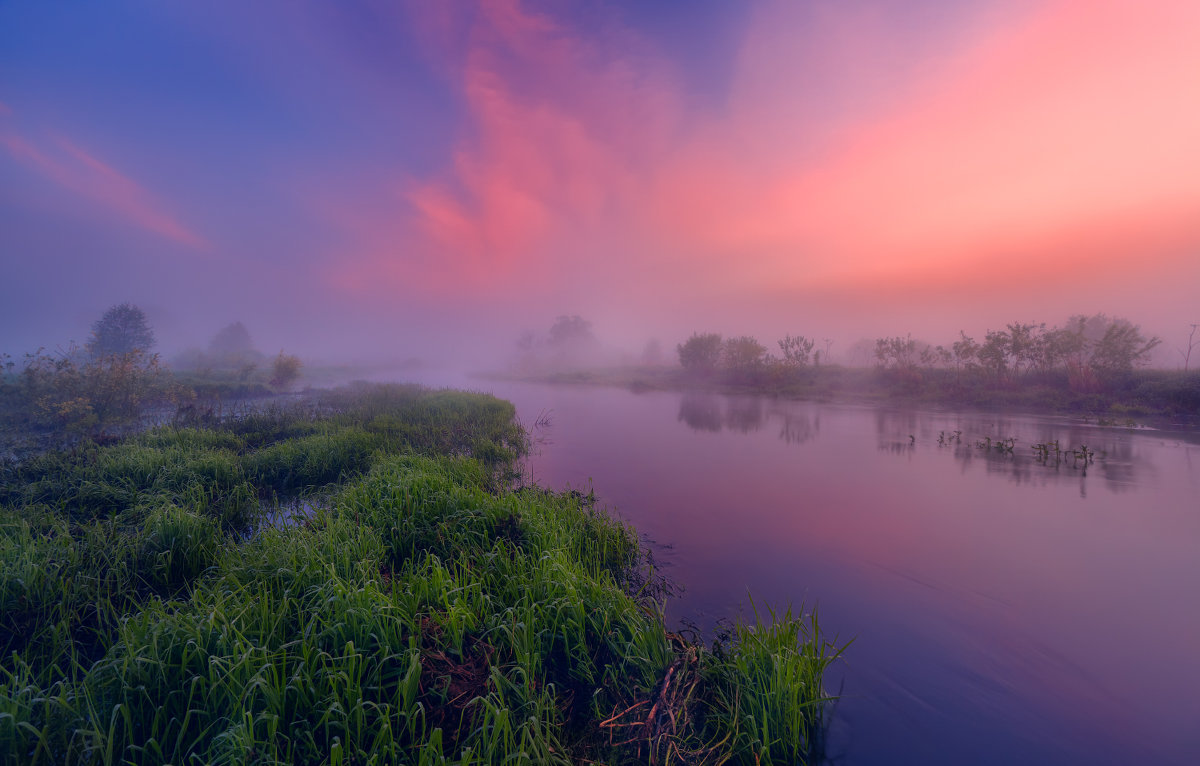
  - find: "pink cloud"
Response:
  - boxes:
[0,130,205,248]
[317,0,1200,344]
[652,0,1200,293]
[321,0,680,298]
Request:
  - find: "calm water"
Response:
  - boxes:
[394,372,1200,765]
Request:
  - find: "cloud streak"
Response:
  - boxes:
[1,127,205,249]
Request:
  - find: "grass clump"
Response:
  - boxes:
[1,382,841,765]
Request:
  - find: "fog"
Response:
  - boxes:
[3,1,1199,374]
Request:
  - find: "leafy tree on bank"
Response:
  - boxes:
[951,332,980,373]
[87,303,155,357]
[874,335,919,372]
[722,336,769,379]
[778,335,815,368]
[269,351,303,391]
[677,332,723,375]
[1090,318,1161,376]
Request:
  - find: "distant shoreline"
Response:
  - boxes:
[484,365,1200,429]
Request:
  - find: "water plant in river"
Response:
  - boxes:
[1,382,840,765]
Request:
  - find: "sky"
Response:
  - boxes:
[2,0,1198,367]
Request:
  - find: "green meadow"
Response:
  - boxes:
[1,383,839,765]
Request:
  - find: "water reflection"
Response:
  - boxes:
[870,407,1157,494]
[677,392,819,445]
[676,393,723,432]
[778,411,820,445]
[675,392,1162,495]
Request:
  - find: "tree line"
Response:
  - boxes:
[676,314,1162,390]
[676,332,827,382]
[872,314,1159,389]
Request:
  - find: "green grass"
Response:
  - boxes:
[0,382,841,765]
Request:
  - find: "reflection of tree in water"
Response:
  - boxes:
[724,398,764,433]
[777,411,819,445]
[676,394,818,444]
[677,393,723,432]
[874,408,922,441]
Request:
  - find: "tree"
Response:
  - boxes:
[547,315,596,349]
[1006,322,1043,376]
[777,335,815,368]
[677,332,723,375]
[1089,318,1160,376]
[978,329,1011,380]
[269,351,303,390]
[88,303,155,357]
[208,322,255,358]
[722,336,768,377]
[874,335,918,371]
[1178,323,1199,371]
[951,332,979,372]
[1032,325,1084,374]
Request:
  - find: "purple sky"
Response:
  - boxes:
[3,0,1198,367]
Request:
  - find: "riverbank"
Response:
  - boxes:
[1,382,840,764]
[488,365,1200,427]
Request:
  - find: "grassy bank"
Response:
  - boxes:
[1,382,839,765]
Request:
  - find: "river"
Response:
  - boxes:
[381,371,1200,765]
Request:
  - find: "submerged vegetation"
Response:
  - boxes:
[1,383,840,764]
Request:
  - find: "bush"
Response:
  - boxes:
[677,332,723,375]
[270,351,303,390]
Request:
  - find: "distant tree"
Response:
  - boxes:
[677,332,723,374]
[1005,322,1043,376]
[547,315,596,349]
[1033,326,1084,374]
[777,335,815,368]
[920,344,952,368]
[722,336,769,377]
[978,329,1011,380]
[1180,324,1199,371]
[1089,318,1160,376]
[874,335,918,371]
[208,322,255,358]
[269,351,303,390]
[88,303,155,357]
[951,332,979,372]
